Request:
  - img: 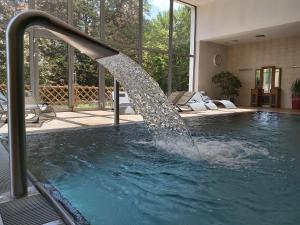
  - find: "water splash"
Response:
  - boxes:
[97,53,197,157]
[131,137,270,168]
[194,137,270,168]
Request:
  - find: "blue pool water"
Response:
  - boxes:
[28,112,300,225]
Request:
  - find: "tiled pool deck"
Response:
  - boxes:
[1,107,299,135]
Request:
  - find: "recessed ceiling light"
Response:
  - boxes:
[255,34,265,38]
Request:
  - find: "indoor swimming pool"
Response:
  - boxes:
[27,112,300,225]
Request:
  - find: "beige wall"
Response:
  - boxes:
[193,0,300,108]
[197,41,227,98]
[197,36,300,108]
[227,36,300,108]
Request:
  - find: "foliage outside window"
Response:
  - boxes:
[143,3,193,92]
[38,38,68,85]
[0,0,29,84]
[0,0,195,95]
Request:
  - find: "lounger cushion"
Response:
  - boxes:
[205,102,218,110]
[190,102,207,111]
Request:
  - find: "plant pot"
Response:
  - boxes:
[292,96,300,109]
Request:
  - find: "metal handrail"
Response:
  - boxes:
[6,10,119,198]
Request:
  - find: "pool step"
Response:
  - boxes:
[0,194,64,225]
[0,144,68,225]
[0,144,9,195]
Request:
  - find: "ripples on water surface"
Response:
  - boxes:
[28,112,300,225]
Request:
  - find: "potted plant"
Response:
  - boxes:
[212,71,242,102]
[291,79,300,109]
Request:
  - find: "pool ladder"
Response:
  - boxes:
[6,10,119,199]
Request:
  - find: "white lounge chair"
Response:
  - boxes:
[168,92,207,112]
[189,102,207,111]
[213,100,237,109]
[168,91,185,104]
[0,91,8,122]
[199,91,237,109]
[168,91,236,111]
[167,91,185,112]
[0,90,56,123]
[112,91,135,114]
[189,92,218,110]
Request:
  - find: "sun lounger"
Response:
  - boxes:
[167,91,185,105]
[198,91,237,109]
[0,90,56,123]
[167,91,186,112]
[168,90,236,111]
[176,92,195,106]
[168,91,207,112]
[175,92,200,111]
[189,92,217,110]
[0,91,7,121]
[189,102,207,111]
[212,100,237,109]
[25,94,48,122]
[112,91,135,114]
[204,102,218,110]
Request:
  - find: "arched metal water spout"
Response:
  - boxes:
[6,10,119,198]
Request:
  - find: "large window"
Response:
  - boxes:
[74,0,100,38]
[0,0,196,110]
[172,2,193,91]
[35,0,68,22]
[143,0,170,51]
[143,0,170,92]
[105,0,139,50]
[0,0,29,84]
[143,0,195,92]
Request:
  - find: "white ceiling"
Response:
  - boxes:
[180,0,300,45]
[205,21,300,46]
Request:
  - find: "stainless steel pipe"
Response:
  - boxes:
[6,10,118,198]
[114,79,120,126]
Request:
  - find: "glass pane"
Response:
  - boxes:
[172,54,189,91]
[38,38,68,108]
[143,0,170,51]
[104,0,139,51]
[24,32,30,85]
[172,2,194,92]
[105,72,114,109]
[0,1,28,88]
[142,50,168,92]
[35,0,67,22]
[173,2,191,56]
[0,26,6,84]
[255,69,261,88]
[0,0,28,25]
[122,47,138,63]
[74,0,100,39]
[263,68,272,93]
[275,68,280,88]
[74,50,98,109]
